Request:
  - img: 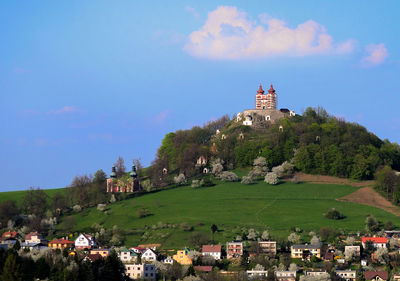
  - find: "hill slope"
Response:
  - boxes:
[59,181,400,248]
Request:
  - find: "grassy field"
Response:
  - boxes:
[58,181,400,248]
[0,188,65,204]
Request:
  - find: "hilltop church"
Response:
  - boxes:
[236,84,295,127]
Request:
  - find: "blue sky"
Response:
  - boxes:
[1,1,399,190]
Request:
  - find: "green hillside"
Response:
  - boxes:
[0,188,65,204]
[58,181,400,248]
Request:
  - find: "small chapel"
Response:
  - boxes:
[237,84,295,127]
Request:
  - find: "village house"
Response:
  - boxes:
[75,233,97,250]
[202,244,222,260]
[362,237,388,248]
[345,245,361,256]
[25,232,46,244]
[90,248,110,258]
[141,248,157,262]
[336,270,356,281]
[125,263,156,281]
[83,253,103,263]
[48,238,75,250]
[162,256,174,264]
[305,270,328,277]
[0,231,21,248]
[227,241,243,259]
[173,248,192,265]
[130,246,146,254]
[258,241,277,255]
[247,269,268,279]
[291,244,321,259]
[275,271,296,281]
[364,271,388,281]
[392,274,400,281]
[119,249,138,263]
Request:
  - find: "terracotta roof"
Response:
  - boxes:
[268,84,275,93]
[362,237,388,244]
[25,232,39,240]
[49,238,74,245]
[84,253,103,262]
[202,244,221,253]
[257,84,265,94]
[194,266,213,272]
[2,231,19,239]
[365,271,388,280]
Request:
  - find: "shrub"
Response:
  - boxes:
[264,172,279,185]
[191,180,200,188]
[137,208,149,218]
[219,171,238,182]
[324,208,345,220]
[288,232,301,244]
[252,157,269,177]
[72,205,82,212]
[97,204,107,211]
[174,173,187,185]
[241,175,254,184]
[200,177,214,187]
[272,165,284,177]
[211,158,224,175]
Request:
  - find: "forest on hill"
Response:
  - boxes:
[149,107,400,185]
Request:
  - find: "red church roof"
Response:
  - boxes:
[257,84,265,94]
[268,84,275,93]
[361,237,388,244]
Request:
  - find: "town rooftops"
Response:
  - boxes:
[202,244,222,253]
[84,253,103,262]
[361,237,388,244]
[292,244,321,249]
[365,271,388,280]
[49,238,75,245]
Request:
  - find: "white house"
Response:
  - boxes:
[125,264,156,280]
[361,237,387,249]
[162,256,174,264]
[276,271,296,281]
[336,270,356,281]
[119,249,138,263]
[75,233,96,250]
[141,248,157,262]
[247,269,268,279]
[202,244,222,260]
[345,246,361,256]
[25,232,46,244]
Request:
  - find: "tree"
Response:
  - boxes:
[211,224,218,242]
[21,187,48,218]
[51,192,66,215]
[114,156,126,178]
[265,172,279,185]
[99,251,125,281]
[93,169,107,184]
[310,236,320,245]
[218,171,238,182]
[288,233,301,244]
[261,230,270,240]
[365,215,380,232]
[2,253,22,281]
[0,200,18,228]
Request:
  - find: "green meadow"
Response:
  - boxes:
[59,181,400,248]
[0,188,65,204]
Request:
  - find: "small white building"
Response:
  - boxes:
[141,248,157,262]
[25,232,46,244]
[75,233,96,250]
[125,263,156,280]
[336,270,356,281]
[118,249,138,263]
[276,271,296,281]
[162,256,174,264]
[247,269,268,279]
[306,270,328,277]
[202,244,222,260]
[345,245,361,256]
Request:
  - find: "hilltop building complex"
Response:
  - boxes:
[237,84,295,127]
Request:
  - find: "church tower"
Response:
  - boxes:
[266,84,277,109]
[255,84,267,109]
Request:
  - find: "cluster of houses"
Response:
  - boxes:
[1,229,400,280]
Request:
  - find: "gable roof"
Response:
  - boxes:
[202,244,221,253]
[362,237,388,244]
[49,238,74,245]
[25,232,39,240]
[2,231,19,239]
[84,253,103,262]
[365,271,388,280]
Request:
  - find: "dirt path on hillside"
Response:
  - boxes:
[285,173,400,216]
[286,172,375,187]
[337,187,400,216]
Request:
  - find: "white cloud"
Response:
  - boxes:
[184,6,356,60]
[47,106,84,115]
[361,43,388,66]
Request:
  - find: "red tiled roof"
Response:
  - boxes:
[194,266,213,272]
[2,231,19,238]
[202,244,221,253]
[362,237,388,244]
[365,271,388,280]
[25,232,39,240]
[49,238,75,245]
[84,253,102,262]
